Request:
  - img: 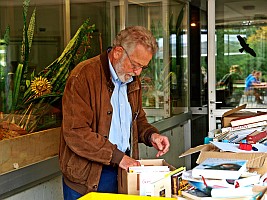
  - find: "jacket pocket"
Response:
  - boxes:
[65,154,92,184]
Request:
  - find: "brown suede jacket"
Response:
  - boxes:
[59,50,160,195]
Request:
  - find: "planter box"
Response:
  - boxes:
[0,127,60,174]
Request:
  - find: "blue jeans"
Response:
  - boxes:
[63,180,83,200]
[63,165,118,200]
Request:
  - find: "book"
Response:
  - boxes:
[181,189,210,200]
[213,125,266,143]
[246,130,267,144]
[182,188,257,200]
[170,167,186,195]
[192,158,247,180]
[148,176,172,197]
[139,172,171,197]
[230,113,267,127]
[182,170,260,190]
[210,186,254,198]
[128,165,169,173]
[233,172,260,188]
[208,128,222,138]
[221,120,267,133]
[229,126,267,143]
[212,131,230,142]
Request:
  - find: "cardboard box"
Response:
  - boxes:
[221,104,259,127]
[0,127,60,174]
[179,143,267,175]
[118,159,175,195]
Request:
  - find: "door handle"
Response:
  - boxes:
[210,101,222,104]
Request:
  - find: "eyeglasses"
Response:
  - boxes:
[121,46,149,70]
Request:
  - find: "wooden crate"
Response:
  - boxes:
[0,127,60,174]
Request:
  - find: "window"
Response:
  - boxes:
[126,0,189,122]
[0,0,65,133]
[215,0,267,109]
[0,0,190,133]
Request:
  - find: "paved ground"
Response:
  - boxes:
[239,94,267,108]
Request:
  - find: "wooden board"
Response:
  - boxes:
[0,127,60,174]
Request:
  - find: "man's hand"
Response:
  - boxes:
[150,133,170,157]
[119,155,141,170]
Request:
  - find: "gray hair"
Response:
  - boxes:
[113,26,158,55]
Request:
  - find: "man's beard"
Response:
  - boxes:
[114,57,135,82]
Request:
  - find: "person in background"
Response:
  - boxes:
[217,65,242,95]
[245,70,264,104]
[245,70,256,83]
[59,26,170,200]
[217,65,242,106]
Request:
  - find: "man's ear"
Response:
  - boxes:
[113,46,123,60]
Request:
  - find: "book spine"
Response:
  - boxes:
[234,174,260,188]
[214,126,266,143]
[211,186,253,198]
[213,131,229,142]
[221,121,267,132]
[246,130,267,144]
[208,128,222,138]
[230,114,267,127]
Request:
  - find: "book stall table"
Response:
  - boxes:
[177,104,267,200]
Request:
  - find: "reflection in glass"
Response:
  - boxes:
[0,0,65,136]
[0,0,190,132]
[215,0,267,109]
[125,0,189,123]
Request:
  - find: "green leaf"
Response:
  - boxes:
[12,63,24,110]
[27,8,36,52]
[3,25,10,45]
[26,80,31,88]
[23,0,30,18]
[19,19,96,132]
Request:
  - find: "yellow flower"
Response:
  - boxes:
[31,76,52,98]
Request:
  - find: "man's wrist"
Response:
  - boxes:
[147,133,154,146]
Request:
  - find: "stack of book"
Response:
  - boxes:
[209,113,267,144]
[181,158,262,199]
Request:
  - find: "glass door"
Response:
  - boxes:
[208,0,267,130]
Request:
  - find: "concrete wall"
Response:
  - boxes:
[4,176,63,200]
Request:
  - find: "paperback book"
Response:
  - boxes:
[211,186,254,198]
[192,158,247,180]
[128,165,169,173]
[221,120,267,133]
[213,125,266,143]
[182,170,260,190]
[230,113,267,127]
[139,172,171,197]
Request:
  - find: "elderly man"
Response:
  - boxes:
[59,26,170,200]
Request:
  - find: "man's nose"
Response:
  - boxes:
[133,68,142,76]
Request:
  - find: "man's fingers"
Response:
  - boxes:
[151,133,170,157]
[156,141,163,150]
[119,155,141,170]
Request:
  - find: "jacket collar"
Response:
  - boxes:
[100,49,114,90]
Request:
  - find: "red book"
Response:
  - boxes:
[246,130,267,144]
